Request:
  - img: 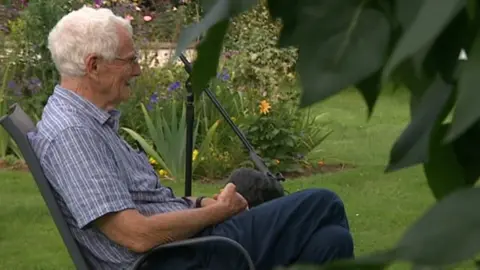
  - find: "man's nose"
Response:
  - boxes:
[132,62,142,77]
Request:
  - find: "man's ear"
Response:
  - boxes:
[85,54,100,79]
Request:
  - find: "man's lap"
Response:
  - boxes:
[205,188,351,268]
[144,188,352,270]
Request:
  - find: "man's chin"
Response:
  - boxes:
[121,87,131,101]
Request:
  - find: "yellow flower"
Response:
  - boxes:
[274,159,280,164]
[192,149,199,161]
[158,169,168,177]
[259,100,271,114]
[149,157,157,165]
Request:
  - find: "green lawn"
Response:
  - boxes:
[0,90,471,269]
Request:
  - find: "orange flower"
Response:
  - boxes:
[259,100,271,114]
[318,160,325,166]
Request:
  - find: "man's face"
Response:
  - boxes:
[87,24,141,108]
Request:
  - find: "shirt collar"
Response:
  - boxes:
[53,85,122,131]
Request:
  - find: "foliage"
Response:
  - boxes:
[120,58,329,181]
[2,0,332,182]
[240,93,331,174]
[3,0,192,120]
[117,63,189,145]
[222,2,297,94]
[0,1,23,34]
[96,0,191,45]
[122,99,220,181]
[175,0,480,269]
[0,56,22,160]
[2,0,85,119]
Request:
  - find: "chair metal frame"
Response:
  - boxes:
[0,103,255,270]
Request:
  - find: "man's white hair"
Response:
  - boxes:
[48,6,133,77]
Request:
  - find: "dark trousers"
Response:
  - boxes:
[145,188,354,270]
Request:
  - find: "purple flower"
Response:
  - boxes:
[149,92,159,104]
[217,68,230,81]
[7,80,22,96]
[168,81,181,91]
[94,0,103,6]
[146,103,153,111]
[27,77,42,93]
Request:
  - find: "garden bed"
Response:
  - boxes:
[1,158,355,182]
[0,159,29,172]
[281,162,356,179]
[197,161,356,184]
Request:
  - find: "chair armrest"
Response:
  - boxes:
[128,235,255,270]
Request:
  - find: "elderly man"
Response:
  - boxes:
[28,6,354,270]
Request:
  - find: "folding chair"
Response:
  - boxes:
[0,103,255,270]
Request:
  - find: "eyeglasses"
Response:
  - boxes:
[115,52,140,65]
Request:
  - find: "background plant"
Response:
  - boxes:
[0,58,22,160]
[122,98,220,181]
[174,0,480,269]
[1,0,332,182]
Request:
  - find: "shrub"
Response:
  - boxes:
[1,0,332,182]
[222,2,298,95]
[240,94,332,174]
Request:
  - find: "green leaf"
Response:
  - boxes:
[175,0,258,58]
[446,26,480,141]
[295,1,391,108]
[394,0,423,31]
[382,0,465,84]
[452,121,480,185]
[191,20,229,94]
[423,123,470,200]
[192,119,220,171]
[422,8,473,84]
[121,127,172,177]
[467,0,477,20]
[393,187,480,266]
[267,0,299,47]
[175,0,229,57]
[386,76,454,172]
[355,70,382,118]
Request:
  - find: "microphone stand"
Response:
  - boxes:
[178,53,285,196]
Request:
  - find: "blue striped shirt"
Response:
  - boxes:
[28,85,192,269]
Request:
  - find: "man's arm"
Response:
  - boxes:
[44,126,235,254]
[96,203,232,253]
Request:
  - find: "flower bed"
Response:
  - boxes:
[0,0,336,182]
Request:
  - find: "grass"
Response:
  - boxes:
[0,89,472,269]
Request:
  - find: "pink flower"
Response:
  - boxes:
[143,15,152,22]
[125,14,134,21]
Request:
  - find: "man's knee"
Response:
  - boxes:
[296,188,345,206]
[326,225,354,259]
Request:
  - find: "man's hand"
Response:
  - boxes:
[216,183,249,214]
[200,197,217,207]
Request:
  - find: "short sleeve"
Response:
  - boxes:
[43,127,136,229]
